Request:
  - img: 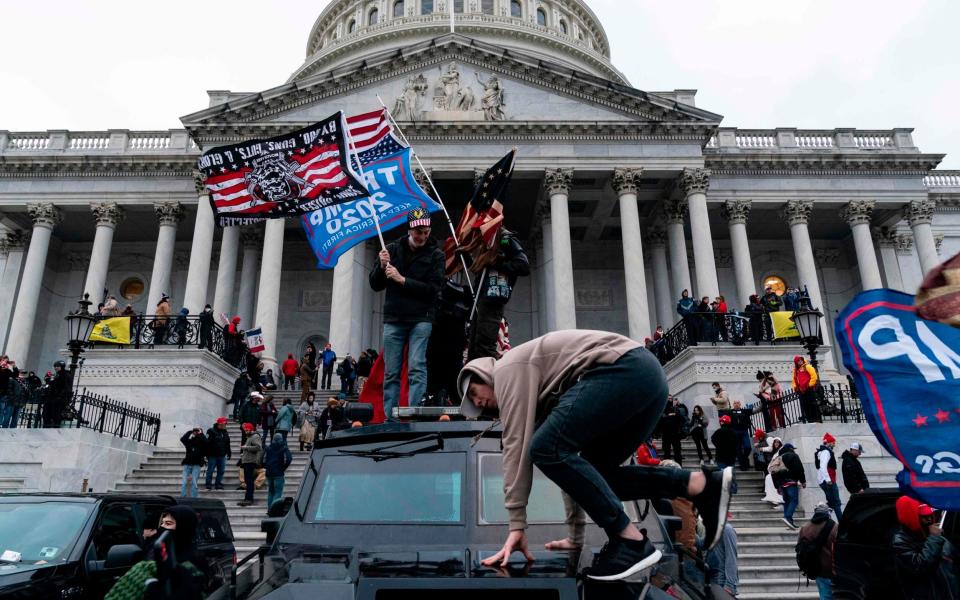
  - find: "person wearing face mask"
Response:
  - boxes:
[198,304,215,351]
[892,496,959,599]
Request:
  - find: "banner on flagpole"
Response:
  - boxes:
[245,328,265,354]
[88,318,131,345]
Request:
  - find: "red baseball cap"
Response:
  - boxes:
[215,417,228,425]
[719,415,732,425]
[823,433,836,444]
[242,422,255,432]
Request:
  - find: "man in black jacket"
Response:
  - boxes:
[369,208,444,420]
[711,415,739,469]
[466,228,530,360]
[893,495,959,599]
[840,441,870,495]
[659,395,685,465]
[204,417,231,490]
[180,427,207,498]
[772,442,806,530]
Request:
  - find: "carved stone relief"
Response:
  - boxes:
[392,61,507,122]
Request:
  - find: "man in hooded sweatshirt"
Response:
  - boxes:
[458,329,734,582]
[792,355,821,423]
[893,496,959,599]
[773,442,806,530]
[198,304,215,351]
[281,353,299,390]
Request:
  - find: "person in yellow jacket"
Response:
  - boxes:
[791,355,821,423]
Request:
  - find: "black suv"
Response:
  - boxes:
[0,493,236,599]
[223,420,721,600]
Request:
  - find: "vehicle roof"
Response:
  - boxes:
[320,420,499,448]
[0,493,228,510]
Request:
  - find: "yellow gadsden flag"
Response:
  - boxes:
[88,317,131,345]
[771,311,800,339]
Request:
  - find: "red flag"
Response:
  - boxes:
[357,349,410,424]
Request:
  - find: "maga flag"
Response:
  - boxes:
[88,318,131,345]
[444,150,515,276]
[198,111,369,227]
[836,288,960,510]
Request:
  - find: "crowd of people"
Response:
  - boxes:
[0,354,72,428]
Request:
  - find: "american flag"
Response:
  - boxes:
[346,109,407,167]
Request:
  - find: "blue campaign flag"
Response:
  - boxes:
[301,147,442,268]
[835,288,960,510]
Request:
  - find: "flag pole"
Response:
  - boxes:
[344,113,387,253]
[376,95,475,294]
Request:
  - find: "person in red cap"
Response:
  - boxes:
[815,433,842,519]
[711,415,739,470]
[893,496,959,598]
[204,417,232,490]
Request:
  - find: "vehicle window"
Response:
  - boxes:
[0,501,94,564]
[838,500,899,546]
[310,453,464,523]
[93,504,139,560]
[194,508,234,544]
[142,503,167,536]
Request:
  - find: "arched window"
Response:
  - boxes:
[536,8,546,26]
[348,19,357,33]
[559,19,568,34]
[510,0,522,18]
[453,0,464,12]
[422,0,434,14]
[369,7,379,24]
[393,0,405,18]
[481,0,494,14]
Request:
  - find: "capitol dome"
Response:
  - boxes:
[291,0,626,84]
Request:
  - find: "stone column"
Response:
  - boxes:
[236,226,262,328]
[182,176,217,313]
[680,168,719,299]
[905,199,940,275]
[721,200,756,308]
[329,246,363,355]
[545,168,577,331]
[875,228,904,291]
[664,199,692,298]
[840,200,882,290]
[895,235,921,292]
[5,204,62,363]
[613,168,650,340]
[212,226,240,316]
[254,219,285,370]
[647,228,674,329]
[781,200,825,315]
[83,202,125,304]
[147,203,185,312]
[541,216,556,332]
[0,231,28,351]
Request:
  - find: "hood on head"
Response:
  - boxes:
[781,443,795,452]
[287,353,293,359]
[231,316,241,324]
[794,355,804,366]
[811,503,833,523]
[179,308,189,315]
[896,496,928,534]
[272,433,285,446]
[162,505,198,558]
[457,357,496,419]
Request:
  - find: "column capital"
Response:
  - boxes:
[840,200,875,226]
[895,234,914,256]
[874,227,899,248]
[612,168,643,196]
[781,200,813,226]
[904,199,937,226]
[663,198,688,225]
[679,167,711,196]
[26,203,62,229]
[646,227,667,248]
[4,230,29,251]
[154,202,185,226]
[935,234,945,254]
[720,200,752,225]
[90,202,125,228]
[193,171,209,196]
[414,168,433,196]
[545,168,573,196]
[240,224,264,248]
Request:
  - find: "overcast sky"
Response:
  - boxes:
[1,0,957,167]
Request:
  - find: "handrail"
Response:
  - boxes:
[11,387,161,443]
[650,310,800,366]
[748,383,862,432]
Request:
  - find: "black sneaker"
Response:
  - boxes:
[692,466,735,551]
[782,517,799,530]
[584,537,662,581]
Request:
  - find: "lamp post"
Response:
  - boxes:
[790,307,824,373]
[64,294,96,389]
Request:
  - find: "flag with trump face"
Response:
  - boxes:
[198,111,370,227]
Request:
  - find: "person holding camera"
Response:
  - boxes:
[179,427,207,498]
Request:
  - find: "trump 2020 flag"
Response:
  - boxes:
[836,288,960,510]
[301,109,441,269]
[245,328,265,354]
[198,111,370,227]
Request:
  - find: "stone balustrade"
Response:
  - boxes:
[925,170,960,189]
[706,127,915,152]
[0,130,198,155]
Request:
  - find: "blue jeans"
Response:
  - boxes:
[181,464,201,497]
[782,485,800,521]
[817,577,834,599]
[820,482,843,519]
[267,476,285,511]
[382,321,432,421]
[528,348,689,538]
[205,456,226,488]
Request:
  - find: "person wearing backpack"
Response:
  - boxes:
[815,433,843,519]
[796,503,837,599]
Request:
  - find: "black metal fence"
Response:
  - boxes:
[651,312,783,365]
[11,388,161,444]
[749,383,863,433]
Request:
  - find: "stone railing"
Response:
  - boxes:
[705,127,916,152]
[0,130,199,155]
[925,170,960,188]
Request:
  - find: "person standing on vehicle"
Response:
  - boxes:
[238,423,263,507]
[773,442,806,530]
[711,415,739,469]
[204,417,231,491]
[458,330,734,581]
[320,343,336,390]
[264,433,293,513]
[893,496,960,599]
[816,433,843,519]
[796,503,837,600]
[179,427,207,498]
[840,442,870,495]
[689,405,712,464]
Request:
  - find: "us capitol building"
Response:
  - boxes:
[1,0,958,393]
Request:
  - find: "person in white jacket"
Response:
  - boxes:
[762,437,784,505]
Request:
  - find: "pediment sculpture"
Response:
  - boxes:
[392,61,506,122]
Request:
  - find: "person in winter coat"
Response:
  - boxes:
[676,289,699,347]
[297,393,320,451]
[174,308,190,346]
[792,355,821,423]
[198,304,215,351]
[689,405,712,463]
[153,294,172,344]
[893,495,960,599]
[756,369,786,430]
[339,354,356,395]
[228,372,251,420]
[275,398,296,443]
[745,294,765,345]
[762,437,784,505]
[772,442,806,529]
[238,392,262,444]
[658,395,685,465]
[259,397,278,441]
[263,433,293,513]
[319,343,335,390]
[356,351,372,395]
[710,382,731,411]
[225,315,243,364]
[841,441,870,495]
[318,398,349,440]
[797,503,837,599]
[237,423,263,507]
[204,417,231,490]
[43,360,69,428]
[711,415,739,469]
[180,427,207,498]
[816,433,843,519]
[370,208,445,420]
[281,353,298,390]
[299,356,316,404]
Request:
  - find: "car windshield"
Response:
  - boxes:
[0,501,94,565]
[310,453,464,523]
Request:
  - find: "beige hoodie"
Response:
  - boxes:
[458,329,641,538]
